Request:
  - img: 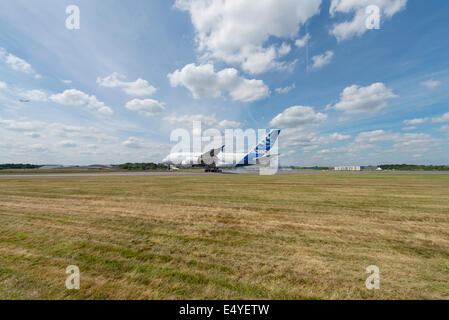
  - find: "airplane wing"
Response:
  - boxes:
[201,145,225,166]
[256,153,280,166]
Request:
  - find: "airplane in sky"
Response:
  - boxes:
[162,129,281,172]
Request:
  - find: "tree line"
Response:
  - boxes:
[118,163,168,171]
[379,164,449,171]
[0,164,41,170]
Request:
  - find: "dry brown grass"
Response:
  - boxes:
[0,174,448,299]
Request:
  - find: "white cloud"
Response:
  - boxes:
[311,51,334,69]
[20,89,48,102]
[122,137,147,149]
[0,117,169,164]
[50,89,113,115]
[175,0,322,74]
[295,33,311,48]
[0,118,44,132]
[125,98,165,117]
[0,82,7,90]
[420,79,441,90]
[355,129,393,142]
[0,47,41,78]
[393,133,440,150]
[329,0,407,41]
[432,112,449,123]
[270,106,327,128]
[278,42,292,57]
[164,114,242,129]
[354,130,439,150]
[331,82,397,114]
[168,63,270,102]
[49,123,115,142]
[403,118,428,125]
[275,83,295,94]
[62,80,72,85]
[0,118,116,144]
[218,119,242,129]
[97,72,157,96]
[402,126,416,131]
[312,129,440,163]
[281,127,350,151]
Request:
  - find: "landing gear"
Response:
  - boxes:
[205,168,222,173]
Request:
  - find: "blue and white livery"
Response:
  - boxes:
[162,129,281,172]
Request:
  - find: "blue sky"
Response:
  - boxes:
[0,0,448,166]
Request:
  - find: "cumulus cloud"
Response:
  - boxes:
[331,82,397,114]
[270,106,327,128]
[295,33,311,48]
[168,63,269,102]
[403,118,428,125]
[0,47,41,78]
[311,51,334,69]
[125,99,165,117]
[175,0,322,74]
[275,83,295,94]
[50,89,113,115]
[0,82,7,90]
[278,43,292,57]
[432,112,449,123]
[420,79,441,90]
[97,72,157,96]
[329,0,407,41]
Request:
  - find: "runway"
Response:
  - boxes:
[0,172,217,178]
[1,170,449,178]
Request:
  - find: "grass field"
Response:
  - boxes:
[0,174,448,299]
[0,169,113,175]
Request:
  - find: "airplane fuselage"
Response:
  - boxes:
[162,129,281,171]
[163,152,252,168]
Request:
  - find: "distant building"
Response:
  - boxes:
[334,166,361,171]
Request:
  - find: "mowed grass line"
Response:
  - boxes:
[0,174,448,299]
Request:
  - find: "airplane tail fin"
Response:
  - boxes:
[236,129,281,167]
[253,129,281,157]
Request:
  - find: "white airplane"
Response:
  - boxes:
[162,129,281,172]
